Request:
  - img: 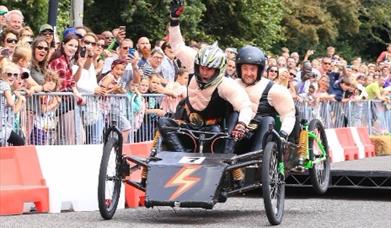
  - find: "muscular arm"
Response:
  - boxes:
[268,84,296,135]
[218,78,254,125]
[168,25,197,73]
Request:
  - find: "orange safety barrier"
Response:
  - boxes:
[356,127,376,157]
[0,146,49,215]
[122,141,153,208]
[334,128,359,160]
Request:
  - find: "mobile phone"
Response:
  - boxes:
[128,48,135,57]
[80,47,86,58]
[0,48,9,58]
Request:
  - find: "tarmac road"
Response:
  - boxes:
[0,188,390,228]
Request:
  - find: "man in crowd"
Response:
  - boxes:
[4,9,23,34]
[136,36,152,69]
[102,38,141,88]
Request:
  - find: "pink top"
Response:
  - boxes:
[160,81,187,113]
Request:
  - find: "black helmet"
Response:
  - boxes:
[236,45,266,81]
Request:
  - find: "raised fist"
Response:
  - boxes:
[170,0,185,18]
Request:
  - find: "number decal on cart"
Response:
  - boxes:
[179,156,205,164]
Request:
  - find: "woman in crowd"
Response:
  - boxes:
[266,65,279,81]
[48,34,84,144]
[30,37,50,86]
[0,28,18,59]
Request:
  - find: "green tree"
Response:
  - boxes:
[200,0,285,50]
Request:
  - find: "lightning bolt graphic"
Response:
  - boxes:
[165,164,201,201]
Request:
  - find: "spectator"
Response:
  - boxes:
[75,26,88,38]
[93,35,106,76]
[30,70,61,145]
[225,47,237,60]
[266,65,279,81]
[127,81,145,139]
[376,44,391,64]
[101,38,141,87]
[326,46,337,60]
[286,57,297,71]
[19,26,34,46]
[0,5,8,33]
[30,37,50,85]
[332,77,355,102]
[136,36,152,69]
[276,56,287,68]
[0,28,18,59]
[366,74,390,101]
[141,47,165,78]
[99,59,131,142]
[225,58,237,79]
[4,10,23,34]
[290,52,300,65]
[160,41,179,83]
[38,24,56,59]
[160,68,188,117]
[12,45,41,95]
[48,34,84,145]
[267,56,277,68]
[0,62,25,146]
[101,30,114,49]
[315,75,335,102]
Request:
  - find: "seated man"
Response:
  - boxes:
[158,42,253,153]
[233,46,300,166]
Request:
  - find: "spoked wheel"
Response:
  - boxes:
[98,137,123,219]
[262,141,285,225]
[308,119,330,194]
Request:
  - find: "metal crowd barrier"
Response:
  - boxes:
[295,100,391,134]
[1,92,390,146]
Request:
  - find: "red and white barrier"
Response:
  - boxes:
[326,127,375,163]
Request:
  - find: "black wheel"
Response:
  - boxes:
[262,141,285,225]
[98,137,122,219]
[308,119,330,194]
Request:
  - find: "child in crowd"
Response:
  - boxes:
[30,70,61,145]
[0,62,25,146]
[100,59,131,142]
[127,81,145,141]
[159,68,188,117]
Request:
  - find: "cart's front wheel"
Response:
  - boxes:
[308,119,330,194]
[98,137,122,219]
[262,141,285,225]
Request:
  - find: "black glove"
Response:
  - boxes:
[170,0,185,18]
[280,130,289,140]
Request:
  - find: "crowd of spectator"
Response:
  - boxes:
[0,5,390,146]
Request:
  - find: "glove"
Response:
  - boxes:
[170,0,185,18]
[280,130,289,141]
[231,122,248,141]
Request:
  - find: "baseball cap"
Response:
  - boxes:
[0,9,8,16]
[63,27,83,39]
[225,47,238,55]
[39,24,54,33]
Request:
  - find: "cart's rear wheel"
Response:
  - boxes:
[308,119,330,194]
[98,137,122,219]
[262,141,285,225]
